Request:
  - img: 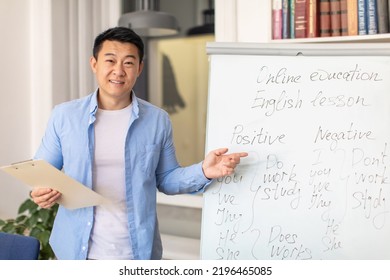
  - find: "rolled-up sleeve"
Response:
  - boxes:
[155,114,211,194]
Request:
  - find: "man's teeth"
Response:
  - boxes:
[110,80,123,84]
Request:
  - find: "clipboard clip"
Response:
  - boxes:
[11,159,35,168]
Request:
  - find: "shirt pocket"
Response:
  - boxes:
[140,144,161,175]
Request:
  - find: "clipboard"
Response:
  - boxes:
[0,159,108,210]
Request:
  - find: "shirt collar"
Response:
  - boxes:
[90,89,99,115]
[131,90,139,119]
[89,89,139,118]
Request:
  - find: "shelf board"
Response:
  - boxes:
[272,33,390,43]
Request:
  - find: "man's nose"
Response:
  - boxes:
[113,64,125,76]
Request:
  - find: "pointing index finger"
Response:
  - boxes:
[237,152,249,158]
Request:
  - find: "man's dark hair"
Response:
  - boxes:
[92,26,144,62]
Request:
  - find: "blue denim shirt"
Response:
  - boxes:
[34,90,209,260]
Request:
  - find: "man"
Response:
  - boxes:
[30,27,247,260]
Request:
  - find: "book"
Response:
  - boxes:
[347,0,358,35]
[320,0,331,37]
[295,0,308,38]
[330,0,342,36]
[307,0,319,37]
[377,0,389,33]
[282,0,290,38]
[272,0,283,39]
[358,0,367,34]
[290,0,296,38]
[389,0,390,31]
[366,0,378,34]
[340,0,348,35]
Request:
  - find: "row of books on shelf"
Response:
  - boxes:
[272,0,390,40]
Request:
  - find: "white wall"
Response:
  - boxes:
[0,0,34,219]
[215,0,271,42]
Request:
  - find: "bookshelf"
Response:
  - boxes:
[214,0,390,43]
[270,0,390,43]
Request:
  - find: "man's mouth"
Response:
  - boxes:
[109,80,125,84]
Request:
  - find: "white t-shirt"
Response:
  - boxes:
[87,104,133,260]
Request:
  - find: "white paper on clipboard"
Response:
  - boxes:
[0,159,108,210]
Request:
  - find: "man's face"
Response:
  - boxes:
[90,40,143,108]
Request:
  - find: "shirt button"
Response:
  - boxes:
[82,246,86,251]
[87,222,91,226]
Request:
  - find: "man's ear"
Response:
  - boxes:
[90,56,97,73]
[137,61,144,77]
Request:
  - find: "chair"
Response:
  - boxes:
[0,232,40,260]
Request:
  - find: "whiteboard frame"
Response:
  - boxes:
[207,42,390,57]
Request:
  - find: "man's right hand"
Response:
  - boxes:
[30,188,61,209]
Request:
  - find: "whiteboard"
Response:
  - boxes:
[201,43,390,260]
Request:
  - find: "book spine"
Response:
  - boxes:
[330,0,342,36]
[290,0,296,38]
[366,0,378,34]
[347,0,358,35]
[307,0,319,37]
[295,0,308,38]
[320,0,331,36]
[282,0,291,38]
[340,0,349,35]
[377,0,389,33]
[388,0,390,30]
[272,0,283,39]
[358,0,367,34]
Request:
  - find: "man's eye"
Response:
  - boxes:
[124,61,134,66]
[106,59,114,63]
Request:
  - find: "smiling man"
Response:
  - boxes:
[30,27,247,260]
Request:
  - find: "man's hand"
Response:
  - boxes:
[202,148,248,179]
[30,188,61,209]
